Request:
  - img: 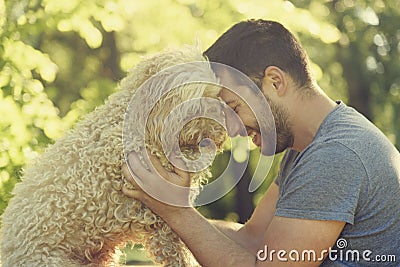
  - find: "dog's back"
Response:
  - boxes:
[0,89,135,266]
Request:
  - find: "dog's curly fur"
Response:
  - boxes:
[0,46,227,266]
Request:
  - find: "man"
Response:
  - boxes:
[122,20,400,266]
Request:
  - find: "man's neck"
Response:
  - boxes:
[289,90,337,152]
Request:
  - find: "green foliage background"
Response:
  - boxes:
[1,0,399,262]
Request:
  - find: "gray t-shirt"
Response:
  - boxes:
[275,101,400,266]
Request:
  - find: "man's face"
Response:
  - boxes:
[218,72,293,154]
[219,87,261,145]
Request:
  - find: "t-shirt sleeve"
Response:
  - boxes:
[275,141,368,224]
[274,149,299,186]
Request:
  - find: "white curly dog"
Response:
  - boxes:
[0,46,227,266]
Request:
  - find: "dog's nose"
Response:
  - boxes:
[199,138,212,147]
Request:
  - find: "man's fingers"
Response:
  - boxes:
[173,166,190,182]
[169,150,188,172]
[126,148,191,190]
[151,151,191,186]
[127,151,153,182]
[134,148,189,182]
[121,185,140,198]
[169,151,191,183]
[148,154,171,178]
[122,164,143,189]
[121,164,146,200]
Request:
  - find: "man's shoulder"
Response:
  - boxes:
[277,102,400,186]
[277,139,362,184]
[292,139,363,167]
[309,103,398,167]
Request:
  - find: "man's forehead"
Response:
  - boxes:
[216,76,253,101]
[218,86,256,108]
[215,67,247,87]
[214,66,259,95]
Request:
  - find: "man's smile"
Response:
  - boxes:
[246,128,261,146]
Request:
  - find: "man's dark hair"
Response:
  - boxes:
[204,19,313,89]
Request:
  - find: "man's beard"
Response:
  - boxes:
[273,103,294,153]
[261,96,294,155]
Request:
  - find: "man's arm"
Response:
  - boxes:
[210,183,279,254]
[165,207,257,266]
[151,207,344,267]
[122,152,345,266]
[208,220,246,247]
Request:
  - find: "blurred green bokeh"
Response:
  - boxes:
[1,0,399,265]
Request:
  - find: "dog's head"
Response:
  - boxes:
[122,45,227,190]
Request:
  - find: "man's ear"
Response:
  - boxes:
[263,66,287,97]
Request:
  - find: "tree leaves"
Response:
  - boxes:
[1,0,399,218]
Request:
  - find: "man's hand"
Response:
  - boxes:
[121,149,193,218]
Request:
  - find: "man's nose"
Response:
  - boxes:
[224,109,246,138]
